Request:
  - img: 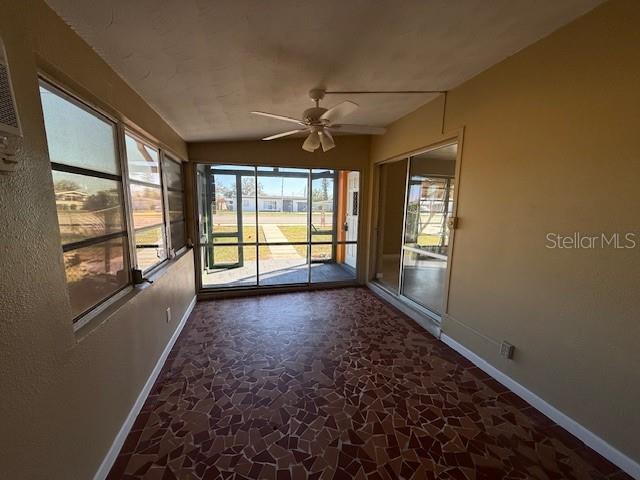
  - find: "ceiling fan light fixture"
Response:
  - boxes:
[319,130,335,152]
[251,89,385,152]
[302,131,320,152]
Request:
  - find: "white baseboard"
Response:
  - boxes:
[93,295,197,480]
[441,334,640,479]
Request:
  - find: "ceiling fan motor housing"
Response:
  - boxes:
[302,107,328,125]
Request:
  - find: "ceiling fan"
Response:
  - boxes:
[251,89,386,152]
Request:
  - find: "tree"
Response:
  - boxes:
[312,178,331,201]
[241,177,265,196]
[54,179,81,192]
[85,189,119,211]
[321,178,329,200]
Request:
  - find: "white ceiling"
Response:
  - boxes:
[45,0,601,142]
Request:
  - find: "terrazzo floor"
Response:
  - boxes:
[107,288,631,480]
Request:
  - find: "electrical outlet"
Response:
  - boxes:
[166,307,171,323]
[500,341,515,359]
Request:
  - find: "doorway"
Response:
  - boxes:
[345,171,359,269]
[373,142,459,320]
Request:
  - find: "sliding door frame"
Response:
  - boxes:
[368,128,465,324]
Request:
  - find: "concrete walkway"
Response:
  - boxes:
[261,224,301,259]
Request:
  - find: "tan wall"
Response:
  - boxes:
[188,137,371,283]
[379,159,407,255]
[188,136,370,171]
[370,0,640,463]
[0,1,195,479]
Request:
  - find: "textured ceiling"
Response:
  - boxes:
[45,0,601,142]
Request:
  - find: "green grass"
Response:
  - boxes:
[212,225,265,243]
[277,226,308,256]
[207,224,338,264]
[417,234,442,246]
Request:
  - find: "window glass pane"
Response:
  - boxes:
[125,134,160,184]
[400,250,447,315]
[257,168,308,243]
[168,190,184,222]
[130,184,163,229]
[63,237,129,319]
[164,158,183,190]
[311,243,333,262]
[52,171,125,244]
[39,84,119,174]
[311,243,356,283]
[202,168,257,244]
[374,160,407,293]
[258,244,308,286]
[135,226,167,271]
[200,245,257,287]
[311,169,334,242]
[170,221,186,251]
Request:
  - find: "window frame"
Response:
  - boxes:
[39,79,132,326]
[39,76,189,328]
[122,128,169,275]
[197,164,361,291]
[161,152,187,257]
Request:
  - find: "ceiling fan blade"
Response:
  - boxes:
[302,131,320,152]
[329,124,386,135]
[319,129,335,152]
[262,129,306,141]
[251,111,305,125]
[320,101,359,123]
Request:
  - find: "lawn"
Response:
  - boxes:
[206,224,334,264]
[417,233,444,246]
[211,225,264,243]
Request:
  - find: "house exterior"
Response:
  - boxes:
[219,195,310,213]
[54,190,89,210]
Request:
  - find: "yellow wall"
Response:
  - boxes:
[370,0,640,463]
[188,136,370,171]
[0,1,194,479]
[378,159,407,256]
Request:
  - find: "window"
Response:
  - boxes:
[197,164,360,289]
[39,81,130,321]
[262,199,277,211]
[40,79,190,325]
[163,154,186,253]
[124,132,167,272]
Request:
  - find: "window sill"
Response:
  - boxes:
[73,247,192,341]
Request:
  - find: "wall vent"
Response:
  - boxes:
[0,55,19,136]
[0,40,22,173]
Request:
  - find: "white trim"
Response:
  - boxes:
[440,333,640,480]
[367,282,441,338]
[93,295,197,480]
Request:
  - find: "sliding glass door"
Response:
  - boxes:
[374,142,458,319]
[197,164,359,290]
[400,171,454,314]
